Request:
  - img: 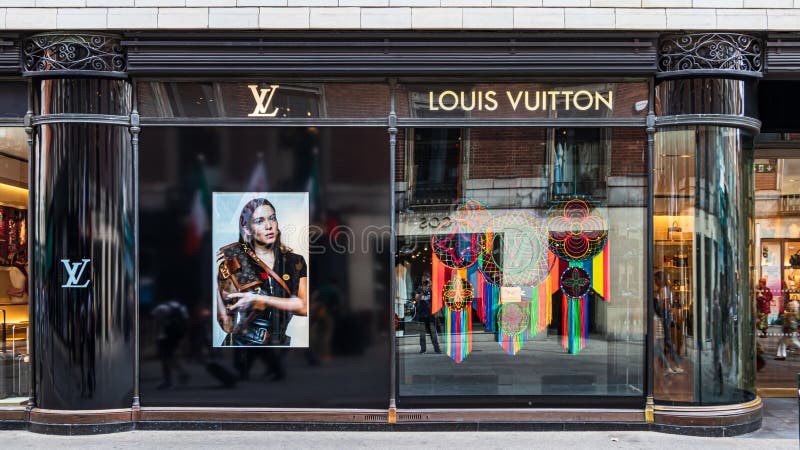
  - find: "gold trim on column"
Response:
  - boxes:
[756,387,798,398]
[654,397,761,413]
[653,397,762,427]
[645,396,655,423]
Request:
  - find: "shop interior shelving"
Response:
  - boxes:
[654,239,694,347]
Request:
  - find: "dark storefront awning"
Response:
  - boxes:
[121,31,658,77]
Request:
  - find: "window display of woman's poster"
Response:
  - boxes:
[212,192,309,348]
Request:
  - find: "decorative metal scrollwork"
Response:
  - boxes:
[23,33,126,75]
[658,33,762,74]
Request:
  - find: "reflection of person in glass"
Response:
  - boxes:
[216,198,308,346]
[775,296,800,360]
[756,278,772,337]
[415,272,441,354]
[654,271,683,374]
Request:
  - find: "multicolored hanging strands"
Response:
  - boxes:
[592,244,610,301]
[530,251,559,337]
[441,274,474,363]
[479,211,551,355]
[422,197,610,361]
[547,196,610,354]
[497,301,529,355]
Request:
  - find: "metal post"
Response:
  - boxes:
[131,80,141,412]
[387,77,398,425]
[24,77,35,410]
[645,76,656,424]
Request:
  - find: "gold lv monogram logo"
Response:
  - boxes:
[248,84,280,117]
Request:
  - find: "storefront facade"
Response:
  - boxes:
[0,28,794,435]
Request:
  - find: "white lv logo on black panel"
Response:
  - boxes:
[61,259,91,288]
[248,84,280,117]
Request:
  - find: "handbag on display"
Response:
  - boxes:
[217,242,293,345]
[218,242,263,293]
[790,251,800,268]
[218,243,263,340]
[672,253,689,267]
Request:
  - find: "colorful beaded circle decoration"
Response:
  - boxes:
[479,211,550,287]
[548,197,608,262]
[560,266,591,299]
[478,233,503,286]
[431,220,481,269]
[442,278,474,311]
[496,302,530,336]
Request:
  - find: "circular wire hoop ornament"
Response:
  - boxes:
[479,211,550,287]
[442,278,474,311]
[496,302,530,336]
[431,218,482,269]
[548,197,608,262]
[560,266,592,299]
[478,247,503,286]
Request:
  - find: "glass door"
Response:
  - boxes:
[755,156,800,394]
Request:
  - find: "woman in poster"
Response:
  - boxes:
[216,197,308,346]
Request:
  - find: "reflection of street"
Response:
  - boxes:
[757,324,800,389]
[398,329,644,397]
[139,346,387,406]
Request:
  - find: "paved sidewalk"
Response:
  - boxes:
[0,398,795,449]
[0,428,795,450]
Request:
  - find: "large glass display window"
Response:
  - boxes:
[138,126,391,408]
[137,80,393,408]
[0,81,30,406]
[395,126,648,406]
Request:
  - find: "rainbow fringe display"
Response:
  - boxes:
[497,318,526,355]
[444,305,472,363]
[428,228,609,361]
[431,253,447,314]
[561,293,588,354]
[529,251,558,337]
[432,256,476,363]
[557,247,609,354]
[592,244,610,301]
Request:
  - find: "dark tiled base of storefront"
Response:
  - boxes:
[27,422,136,436]
[0,421,25,431]
[11,420,758,437]
[135,421,652,432]
[1,398,793,437]
[132,420,759,436]
[651,420,761,437]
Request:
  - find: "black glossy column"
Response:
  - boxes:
[25,34,135,412]
[650,32,762,435]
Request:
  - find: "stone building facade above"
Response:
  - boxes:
[0,2,798,31]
